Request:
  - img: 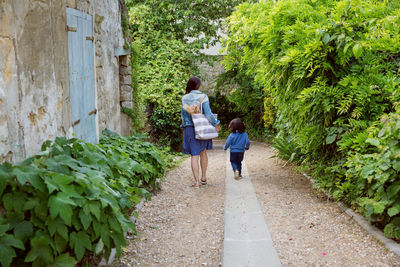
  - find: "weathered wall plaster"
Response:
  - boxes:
[0,0,132,163]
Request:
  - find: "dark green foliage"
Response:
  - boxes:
[224,0,400,157]
[337,112,400,240]
[126,0,244,44]
[212,69,268,140]
[223,0,400,237]
[0,132,168,266]
[125,0,247,149]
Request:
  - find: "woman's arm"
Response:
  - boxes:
[202,99,220,126]
[180,107,185,129]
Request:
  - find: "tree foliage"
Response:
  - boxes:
[125,0,247,149]
[212,69,268,139]
[223,0,400,236]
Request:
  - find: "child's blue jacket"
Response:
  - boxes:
[224,132,250,152]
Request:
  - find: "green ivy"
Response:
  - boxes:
[125,0,248,149]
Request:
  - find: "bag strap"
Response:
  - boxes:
[200,94,204,114]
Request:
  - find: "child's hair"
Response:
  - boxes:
[229,118,246,133]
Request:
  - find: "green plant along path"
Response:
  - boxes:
[0,130,178,266]
[222,0,400,241]
[124,0,246,149]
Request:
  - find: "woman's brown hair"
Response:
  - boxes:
[186,76,201,93]
[229,118,246,133]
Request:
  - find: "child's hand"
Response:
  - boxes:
[215,125,221,132]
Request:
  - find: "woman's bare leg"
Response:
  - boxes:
[191,155,200,186]
[200,149,208,181]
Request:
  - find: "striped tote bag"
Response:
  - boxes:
[192,95,218,140]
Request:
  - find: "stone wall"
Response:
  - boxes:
[0,0,132,163]
[198,56,225,95]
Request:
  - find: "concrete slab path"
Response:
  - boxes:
[223,150,281,267]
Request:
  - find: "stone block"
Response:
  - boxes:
[120,85,132,93]
[120,66,132,75]
[119,55,130,66]
[66,0,76,8]
[121,101,133,109]
[119,75,131,85]
[120,90,132,101]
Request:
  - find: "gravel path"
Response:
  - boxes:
[115,141,400,266]
[246,143,400,266]
[115,145,226,267]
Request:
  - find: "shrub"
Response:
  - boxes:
[223,0,400,159]
[126,0,247,149]
[0,132,167,266]
[337,112,400,239]
[223,0,400,237]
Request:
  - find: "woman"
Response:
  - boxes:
[181,76,220,189]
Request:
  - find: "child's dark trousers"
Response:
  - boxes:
[230,152,244,175]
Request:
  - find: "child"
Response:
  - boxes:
[224,118,250,180]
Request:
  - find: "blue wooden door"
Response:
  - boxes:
[67,8,97,143]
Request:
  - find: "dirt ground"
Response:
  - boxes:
[114,141,400,267]
[114,144,226,267]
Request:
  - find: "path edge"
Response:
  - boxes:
[251,140,400,257]
[302,172,400,257]
[99,198,147,266]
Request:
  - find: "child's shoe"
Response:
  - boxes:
[234,170,240,180]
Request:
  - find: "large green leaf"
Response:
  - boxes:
[0,234,25,250]
[87,201,101,221]
[54,233,68,254]
[48,193,75,226]
[49,253,76,267]
[95,239,104,255]
[388,204,400,217]
[0,242,16,267]
[14,221,33,242]
[47,217,68,240]
[12,166,40,185]
[366,138,380,147]
[25,236,53,264]
[78,209,92,230]
[69,231,92,261]
[3,192,26,212]
[108,216,122,233]
[352,43,363,59]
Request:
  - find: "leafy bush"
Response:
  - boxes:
[212,69,268,140]
[223,0,400,158]
[100,129,165,193]
[126,0,248,149]
[0,132,167,266]
[272,133,303,164]
[333,112,400,239]
[223,0,400,237]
